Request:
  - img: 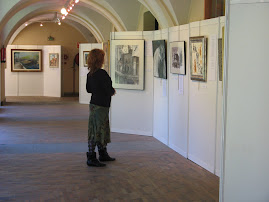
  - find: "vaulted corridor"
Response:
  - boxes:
[0,97,219,201]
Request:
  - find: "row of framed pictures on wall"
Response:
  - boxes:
[10,49,59,72]
[110,36,222,90]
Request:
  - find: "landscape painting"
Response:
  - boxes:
[152,40,167,79]
[111,40,144,90]
[11,49,42,72]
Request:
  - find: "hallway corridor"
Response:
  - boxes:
[0,97,219,201]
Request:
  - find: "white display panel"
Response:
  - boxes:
[79,43,102,104]
[5,45,61,97]
[153,29,169,144]
[222,3,269,201]
[168,24,189,158]
[110,32,154,136]
[188,18,220,173]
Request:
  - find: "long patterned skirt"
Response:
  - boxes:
[88,104,111,146]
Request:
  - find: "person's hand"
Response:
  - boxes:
[113,89,116,96]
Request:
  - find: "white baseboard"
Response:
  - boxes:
[215,168,221,177]
[79,100,88,104]
[153,135,168,145]
[169,143,187,158]
[188,154,214,174]
[111,128,152,136]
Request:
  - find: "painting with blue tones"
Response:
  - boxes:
[11,49,42,72]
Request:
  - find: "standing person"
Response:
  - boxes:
[86,49,116,167]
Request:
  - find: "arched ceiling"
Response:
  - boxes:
[0,0,190,46]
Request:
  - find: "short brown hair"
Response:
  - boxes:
[88,49,105,76]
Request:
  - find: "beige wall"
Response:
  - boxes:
[12,22,94,94]
[188,0,205,23]
[137,5,149,31]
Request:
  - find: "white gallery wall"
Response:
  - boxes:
[79,16,225,175]
[5,45,61,97]
[79,43,102,104]
[221,1,269,201]
[110,31,154,136]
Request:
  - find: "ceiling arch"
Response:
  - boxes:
[7,13,102,45]
[3,7,106,46]
[137,0,179,28]
[0,0,129,46]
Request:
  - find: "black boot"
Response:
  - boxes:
[86,152,106,167]
[98,148,116,161]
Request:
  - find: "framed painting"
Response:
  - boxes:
[170,41,186,75]
[152,40,167,79]
[83,51,89,67]
[218,38,223,81]
[102,41,110,75]
[189,36,207,82]
[110,40,145,90]
[11,49,42,72]
[49,53,59,68]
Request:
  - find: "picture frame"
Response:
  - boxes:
[170,41,186,75]
[83,51,89,67]
[189,36,207,82]
[218,38,223,81]
[49,53,59,68]
[110,39,145,90]
[11,49,42,72]
[152,40,167,79]
[102,41,110,75]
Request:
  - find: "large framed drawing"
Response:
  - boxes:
[102,41,110,74]
[83,51,89,67]
[170,41,186,75]
[49,53,59,68]
[11,49,42,72]
[189,36,207,82]
[110,40,144,90]
[152,40,167,79]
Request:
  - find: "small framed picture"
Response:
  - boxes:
[189,36,207,82]
[83,51,89,67]
[49,53,59,68]
[11,49,42,72]
[170,41,186,75]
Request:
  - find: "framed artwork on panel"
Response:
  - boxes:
[152,40,167,79]
[102,41,110,75]
[218,38,223,81]
[110,40,145,90]
[189,36,207,82]
[170,41,186,75]
[11,49,42,72]
[49,53,59,68]
[83,51,89,67]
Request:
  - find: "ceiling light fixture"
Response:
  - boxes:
[60,0,80,20]
[25,23,28,26]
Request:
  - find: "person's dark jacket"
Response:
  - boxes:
[86,69,115,107]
